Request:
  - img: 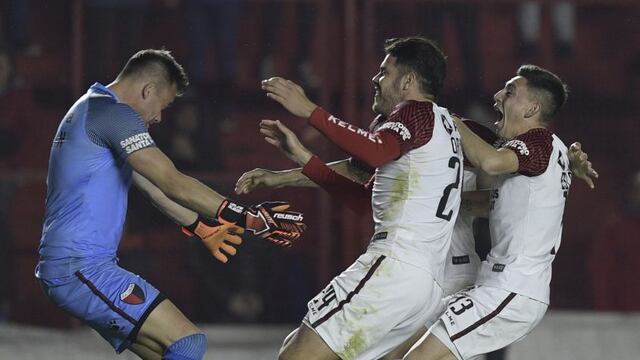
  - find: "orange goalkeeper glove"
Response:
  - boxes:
[216,200,306,247]
[182,216,244,263]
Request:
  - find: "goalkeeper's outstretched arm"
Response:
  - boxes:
[132,171,197,226]
[132,171,243,263]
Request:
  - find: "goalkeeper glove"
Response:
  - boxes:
[182,216,243,263]
[216,200,306,247]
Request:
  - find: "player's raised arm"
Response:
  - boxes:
[261,77,318,118]
[454,117,519,176]
[257,118,372,213]
[262,77,403,169]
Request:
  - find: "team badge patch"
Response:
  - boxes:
[120,283,146,305]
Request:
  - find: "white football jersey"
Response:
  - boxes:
[368,101,463,284]
[476,129,571,303]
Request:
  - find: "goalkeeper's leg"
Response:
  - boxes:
[132,299,206,359]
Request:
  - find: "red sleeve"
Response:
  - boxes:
[500,128,553,176]
[308,107,401,168]
[462,119,499,168]
[302,155,372,213]
[464,120,498,145]
[378,100,434,155]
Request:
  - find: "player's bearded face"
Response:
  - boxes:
[372,55,404,116]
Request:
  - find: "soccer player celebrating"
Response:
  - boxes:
[35,49,305,359]
[403,65,578,360]
[258,36,464,360]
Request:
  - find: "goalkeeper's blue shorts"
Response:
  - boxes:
[38,258,165,353]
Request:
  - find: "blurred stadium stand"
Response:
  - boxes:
[0,0,638,358]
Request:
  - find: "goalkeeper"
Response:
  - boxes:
[35,49,305,360]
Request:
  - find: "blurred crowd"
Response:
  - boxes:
[0,0,638,327]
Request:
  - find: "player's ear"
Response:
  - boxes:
[402,72,414,91]
[524,102,540,119]
[141,82,156,100]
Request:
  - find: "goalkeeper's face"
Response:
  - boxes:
[372,55,404,117]
[139,81,177,126]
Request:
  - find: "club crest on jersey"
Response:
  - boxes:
[503,139,530,156]
[120,283,146,305]
[378,121,411,141]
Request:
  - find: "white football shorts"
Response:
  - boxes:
[430,285,547,360]
[303,251,444,360]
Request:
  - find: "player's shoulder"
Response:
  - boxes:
[503,128,553,154]
[550,133,569,153]
[88,96,143,124]
[514,128,554,143]
[389,100,435,118]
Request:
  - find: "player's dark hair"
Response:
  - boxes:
[517,64,568,122]
[117,49,189,96]
[384,36,447,99]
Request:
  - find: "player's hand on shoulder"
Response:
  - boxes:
[261,77,318,118]
[568,142,599,189]
[235,168,283,194]
[260,119,312,166]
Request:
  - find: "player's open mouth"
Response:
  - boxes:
[493,104,504,130]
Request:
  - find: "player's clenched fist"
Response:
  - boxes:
[217,199,306,247]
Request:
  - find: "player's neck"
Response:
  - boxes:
[405,92,435,104]
[513,118,547,137]
[107,80,137,107]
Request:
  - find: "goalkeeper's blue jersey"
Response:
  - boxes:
[36,83,156,279]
